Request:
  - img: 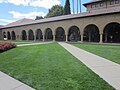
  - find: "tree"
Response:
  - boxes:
[35,16,43,20]
[45,5,64,18]
[64,0,71,15]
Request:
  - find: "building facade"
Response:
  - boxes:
[0,0,120,43]
[84,0,120,12]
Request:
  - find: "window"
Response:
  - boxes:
[115,0,119,4]
[91,4,94,8]
[110,0,114,5]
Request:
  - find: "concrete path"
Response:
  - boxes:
[0,71,35,90]
[17,42,53,47]
[58,42,120,90]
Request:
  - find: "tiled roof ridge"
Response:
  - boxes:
[5,18,37,27]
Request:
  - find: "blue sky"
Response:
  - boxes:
[0,0,90,25]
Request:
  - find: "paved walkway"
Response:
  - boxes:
[58,42,120,90]
[17,42,53,47]
[0,71,35,90]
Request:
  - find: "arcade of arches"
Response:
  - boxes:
[2,22,120,43]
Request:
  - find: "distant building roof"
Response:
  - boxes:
[83,0,102,7]
[0,25,4,29]
[1,6,120,29]
[5,18,37,28]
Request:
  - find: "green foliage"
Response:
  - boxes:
[45,5,64,18]
[35,16,44,20]
[35,0,71,18]
[0,43,115,90]
[64,0,71,15]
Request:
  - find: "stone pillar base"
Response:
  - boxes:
[99,34,103,44]
[81,34,83,43]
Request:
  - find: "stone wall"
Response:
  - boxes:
[0,30,2,40]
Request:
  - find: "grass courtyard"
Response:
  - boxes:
[0,43,115,90]
[71,43,120,64]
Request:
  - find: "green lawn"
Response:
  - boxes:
[72,43,120,64]
[0,43,114,90]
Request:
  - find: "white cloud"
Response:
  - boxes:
[4,0,30,6]
[30,0,61,9]
[0,0,61,9]
[9,11,46,19]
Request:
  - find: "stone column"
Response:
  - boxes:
[53,35,55,42]
[10,35,12,40]
[99,34,103,43]
[43,35,45,42]
[27,34,29,41]
[6,34,8,40]
[34,35,36,41]
[17,35,19,40]
[66,35,68,42]
[81,34,83,43]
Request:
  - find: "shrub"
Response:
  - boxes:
[0,42,16,53]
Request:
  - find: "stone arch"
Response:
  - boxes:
[11,31,16,40]
[45,28,53,41]
[28,29,34,40]
[103,22,120,43]
[36,29,43,41]
[7,31,11,40]
[3,32,6,39]
[68,26,80,41]
[55,27,65,41]
[21,30,27,40]
[83,24,100,42]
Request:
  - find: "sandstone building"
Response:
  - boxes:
[0,0,120,43]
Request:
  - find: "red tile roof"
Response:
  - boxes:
[0,25,4,29]
[5,18,37,27]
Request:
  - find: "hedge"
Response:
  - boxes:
[0,42,16,53]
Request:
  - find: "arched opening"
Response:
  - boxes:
[68,26,80,41]
[28,30,34,40]
[55,27,65,41]
[45,28,53,41]
[21,30,27,40]
[103,22,120,43]
[36,29,42,41]
[11,31,16,40]
[7,31,11,40]
[3,32,7,39]
[83,24,100,42]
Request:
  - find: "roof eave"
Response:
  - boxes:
[83,0,102,7]
[1,12,120,30]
